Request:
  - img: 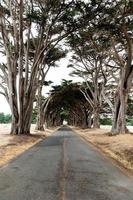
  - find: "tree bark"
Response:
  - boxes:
[35,85,44,131]
[93,107,100,128]
[111,31,133,134]
[111,88,128,134]
[10,117,18,135]
[9,73,19,134]
[36,110,44,131]
[87,112,92,128]
[111,67,132,134]
[81,108,88,129]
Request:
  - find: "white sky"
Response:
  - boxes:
[0,57,83,114]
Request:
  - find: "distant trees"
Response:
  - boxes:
[0,113,11,123]
[0,111,37,124]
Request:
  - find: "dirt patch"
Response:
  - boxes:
[0,124,57,167]
[73,127,133,173]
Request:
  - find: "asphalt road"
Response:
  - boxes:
[0,126,133,200]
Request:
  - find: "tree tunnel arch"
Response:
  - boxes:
[43,81,93,129]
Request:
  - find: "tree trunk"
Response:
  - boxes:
[9,81,36,135]
[17,99,33,135]
[36,111,44,131]
[111,65,132,134]
[82,108,88,129]
[9,73,19,134]
[10,117,18,135]
[87,112,92,128]
[36,95,52,131]
[17,82,37,135]
[93,107,100,128]
[111,32,133,134]
[35,85,44,131]
[111,88,128,134]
